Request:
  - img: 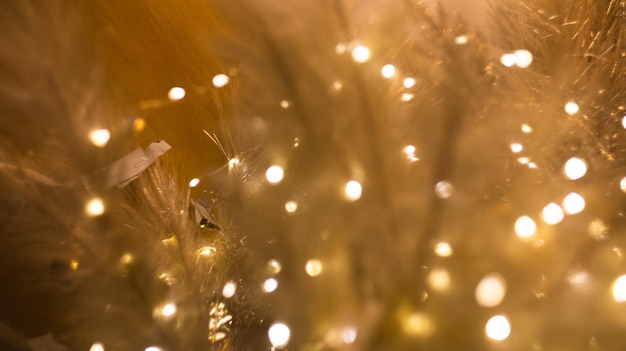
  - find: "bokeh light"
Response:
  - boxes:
[510,143,523,153]
[427,268,451,292]
[266,165,285,184]
[565,101,579,115]
[564,157,587,180]
[475,273,507,308]
[212,74,230,88]
[85,197,105,217]
[403,312,434,337]
[612,275,626,302]
[89,343,104,351]
[188,178,200,188]
[434,181,453,199]
[167,87,185,101]
[305,259,323,277]
[542,203,564,225]
[403,77,416,88]
[352,45,370,63]
[513,49,533,68]
[514,216,536,238]
[434,242,453,257]
[161,303,176,317]
[344,180,362,201]
[381,64,396,78]
[500,53,516,67]
[222,281,237,298]
[89,129,111,147]
[454,35,469,45]
[562,192,585,214]
[263,278,278,293]
[285,200,298,213]
[268,322,291,348]
[485,315,511,341]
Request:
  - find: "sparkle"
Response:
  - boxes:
[199,246,216,256]
[228,157,240,171]
[454,35,469,45]
[381,64,396,78]
[500,53,516,67]
[352,45,371,63]
[263,278,278,293]
[563,192,585,214]
[266,165,285,184]
[403,77,416,88]
[85,197,105,217]
[564,157,587,180]
[222,281,237,298]
[514,49,533,68]
[435,180,453,199]
[613,275,626,302]
[285,200,298,213]
[212,74,230,88]
[403,145,419,162]
[401,93,414,102]
[515,216,536,238]
[542,203,564,225]
[565,101,580,115]
[188,178,200,188]
[510,143,523,153]
[89,129,111,147]
[161,303,176,317]
[89,343,105,351]
[344,180,362,201]
[167,87,185,101]
[521,124,533,133]
[485,315,511,341]
[475,273,507,308]
[268,323,291,348]
[306,259,323,277]
[434,242,453,257]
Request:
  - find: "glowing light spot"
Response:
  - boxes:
[435,242,453,257]
[86,197,105,217]
[517,157,530,165]
[352,45,370,63]
[332,81,343,90]
[212,74,230,88]
[263,278,278,293]
[293,138,300,148]
[515,216,536,238]
[435,180,453,199]
[613,275,626,302]
[70,260,79,270]
[401,93,414,102]
[521,124,533,133]
[133,117,146,133]
[510,143,523,153]
[344,180,362,201]
[427,268,451,292]
[280,100,292,109]
[89,129,111,147]
[485,315,511,341]
[285,200,298,213]
[228,157,240,171]
[222,281,237,298]
[568,270,590,287]
[268,259,282,274]
[475,273,507,308]
[167,87,186,101]
[335,43,347,54]
[542,203,564,225]
[500,53,516,67]
[268,323,291,348]
[564,157,587,180]
[565,101,580,115]
[199,246,216,256]
[403,77,416,88]
[89,343,105,351]
[454,35,469,45]
[514,49,533,68]
[620,177,626,192]
[161,303,177,317]
[528,162,537,169]
[563,192,585,214]
[381,64,396,78]
[341,327,358,344]
[266,165,285,184]
[622,115,626,129]
[120,253,133,265]
[403,145,419,162]
[145,347,163,351]
[589,219,609,242]
[188,178,200,188]
[403,312,434,337]
[306,259,323,277]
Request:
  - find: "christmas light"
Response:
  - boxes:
[228,157,240,171]
[475,273,507,308]
[612,275,626,302]
[485,315,511,341]
[212,74,229,88]
[403,145,419,162]
[161,303,176,317]
[199,246,216,256]
[562,192,585,214]
[564,101,579,115]
[564,157,587,180]
[403,77,416,88]
[305,259,323,277]
[510,143,523,153]
[434,242,453,257]
[263,278,278,293]
[268,322,291,348]
[401,93,414,102]
[89,129,111,147]
[434,181,453,199]
[344,180,362,201]
[188,178,200,188]
[266,165,285,184]
[85,197,105,217]
[518,157,530,165]
[167,87,185,101]
[500,53,516,67]
[89,343,104,351]
[513,49,533,68]
[454,35,469,45]
[521,124,533,133]
[285,200,298,213]
[514,216,536,238]
[351,45,370,63]
[222,281,237,298]
[542,203,564,225]
[620,177,626,192]
[381,64,396,78]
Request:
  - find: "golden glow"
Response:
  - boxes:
[403,77,416,88]
[500,53,516,67]
[435,242,453,257]
[341,326,358,344]
[161,303,177,317]
[222,281,237,298]
[212,74,230,88]
[85,197,105,217]
[589,219,609,242]
[280,100,292,109]
[188,178,200,188]
[263,278,278,293]
[167,87,185,101]
[228,157,240,171]
[401,93,414,102]
[90,343,105,351]
[564,157,587,180]
[510,143,523,153]
[285,200,298,213]
[268,322,291,348]
[475,273,507,308]
[568,270,590,287]
[563,192,585,214]
[120,253,133,265]
[622,116,626,129]
[485,315,511,341]
[332,81,343,90]
[199,246,216,256]
[344,180,362,201]
[381,64,396,78]
[70,260,79,270]
[521,124,533,133]
[620,177,626,192]
[403,312,434,337]
[514,216,536,238]
[266,165,285,184]
[427,268,451,292]
[613,275,626,302]
[565,101,580,115]
[514,49,533,68]
[454,35,469,45]
[542,203,564,225]
[434,181,453,199]
[306,259,323,277]
[133,117,147,133]
[351,45,371,63]
[89,129,111,148]
[268,259,282,274]
[145,347,163,351]
[403,145,419,162]
[335,43,347,55]
[517,157,529,165]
